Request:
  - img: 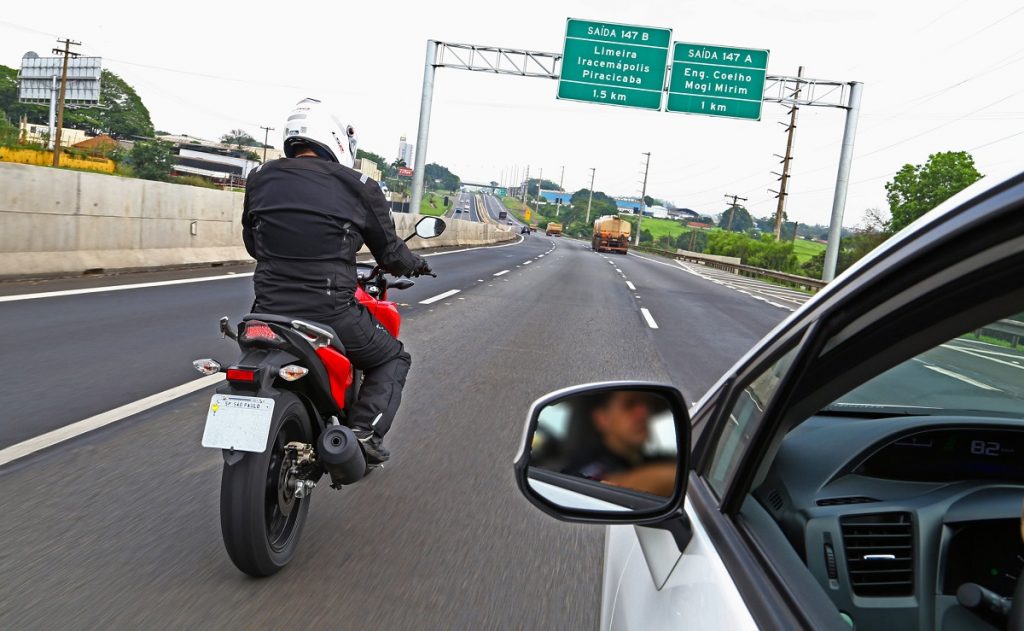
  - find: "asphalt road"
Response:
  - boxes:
[446,192,480,222]
[0,233,789,629]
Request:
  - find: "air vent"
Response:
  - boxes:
[766,489,784,511]
[817,496,878,507]
[840,512,914,597]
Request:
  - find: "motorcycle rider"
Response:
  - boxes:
[241,98,431,463]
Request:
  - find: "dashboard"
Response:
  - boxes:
[753,414,1024,631]
[855,427,1024,483]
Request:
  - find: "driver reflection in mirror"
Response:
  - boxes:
[534,391,677,497]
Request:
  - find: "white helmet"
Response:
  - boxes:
[282,98,358,168]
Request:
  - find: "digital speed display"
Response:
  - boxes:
[856,428,1024,482]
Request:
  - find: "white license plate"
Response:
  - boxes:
[201,394,275,453]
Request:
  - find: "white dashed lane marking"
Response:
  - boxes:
[420,289,461,305]
[640,308,659,329]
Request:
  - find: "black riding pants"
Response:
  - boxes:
[321,301,411,437]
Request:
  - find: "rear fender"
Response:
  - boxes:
[216,347,300,467]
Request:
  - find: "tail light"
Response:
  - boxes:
[241,320,281,344]
[192,358,222,375]
[278,365,309,381]
[226,368,257,382]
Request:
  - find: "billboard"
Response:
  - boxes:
[18,53,102,104]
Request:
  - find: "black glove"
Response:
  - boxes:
[411,256,434,278]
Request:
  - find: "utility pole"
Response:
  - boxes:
[536,167,543,217]
[634,152,651,246]
[51,37,81,167]
[771,66,803,239]
[259,125,275,163]
[724,193,748,231]
[585,167,596,224]
[522,165,529,203]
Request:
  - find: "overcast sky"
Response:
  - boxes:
[3,1,1022,226]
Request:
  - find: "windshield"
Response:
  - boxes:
[830,313,1024,417]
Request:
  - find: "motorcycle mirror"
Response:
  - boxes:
[414,217,446,240]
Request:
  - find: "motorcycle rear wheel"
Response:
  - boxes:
[219,392,312,577]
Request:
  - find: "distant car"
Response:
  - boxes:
[513,170,1024,631]
[455,209,462,213]
[507,220,514,225]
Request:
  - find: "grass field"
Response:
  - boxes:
[793,239,826,263]
[419,191,457,216]
[627,216,689,242]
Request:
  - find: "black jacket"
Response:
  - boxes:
[242,157,419,319]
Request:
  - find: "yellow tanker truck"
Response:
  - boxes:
[592,215,631,253]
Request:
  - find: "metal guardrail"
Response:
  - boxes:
[977,319,1024,348]
[634,246,828,292]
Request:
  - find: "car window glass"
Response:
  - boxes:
[706,346,798,497]
[828,312,1024,417]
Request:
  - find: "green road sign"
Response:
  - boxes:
[558,19,671,111]
[667,42,769,120]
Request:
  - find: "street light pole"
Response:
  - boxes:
[822,81,864,282]
[410,40,437,216]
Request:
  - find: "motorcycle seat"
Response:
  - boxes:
[242,313,346,353]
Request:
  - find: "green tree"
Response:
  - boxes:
[221,128,262,147]
[718,205,754,232]
[357,149,388,175]
[0,66,154,138]
[526,178,561,197]
[128,139,173,181]
[425,162,460,190]
[885,151,982,233]
[707,232,799,273]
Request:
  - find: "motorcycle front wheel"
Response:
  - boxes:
[219,392,312,577]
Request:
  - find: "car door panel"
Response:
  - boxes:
[601,497,757,631]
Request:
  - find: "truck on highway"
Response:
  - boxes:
[498,210,508,220]
[591,215,631,253]
[545,222,563,237]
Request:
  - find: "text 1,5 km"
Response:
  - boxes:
[593,88,628,102]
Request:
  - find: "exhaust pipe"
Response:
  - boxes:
[317,426,366,487]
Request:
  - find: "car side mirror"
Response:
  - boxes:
[514,382,690,525]
[415,216,446,239]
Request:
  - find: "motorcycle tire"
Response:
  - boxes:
[219,391,312,577]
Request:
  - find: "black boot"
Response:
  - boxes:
[352,428,390,464]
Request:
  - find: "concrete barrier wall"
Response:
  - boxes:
[0,162,514,278]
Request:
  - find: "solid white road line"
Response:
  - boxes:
[494,270,509,276]
[640,307,659,329]
[626,281,636,291]
[0,272,255,303]
[922,364,1001,391]
[0,234,531,304]
[0,373,225,467]
[420,289,461,305]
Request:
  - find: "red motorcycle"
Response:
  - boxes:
[194,216,445,576]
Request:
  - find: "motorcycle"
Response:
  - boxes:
[193,216,446,577]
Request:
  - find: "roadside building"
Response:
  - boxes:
[397,135,414,167]
[354,157,382,182]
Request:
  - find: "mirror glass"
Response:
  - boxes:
[415,217,446,239]
[527,388,679,508]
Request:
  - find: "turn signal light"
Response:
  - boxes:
[278,365,309,381]
[192,358,222,375]
[226,368,257,382]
